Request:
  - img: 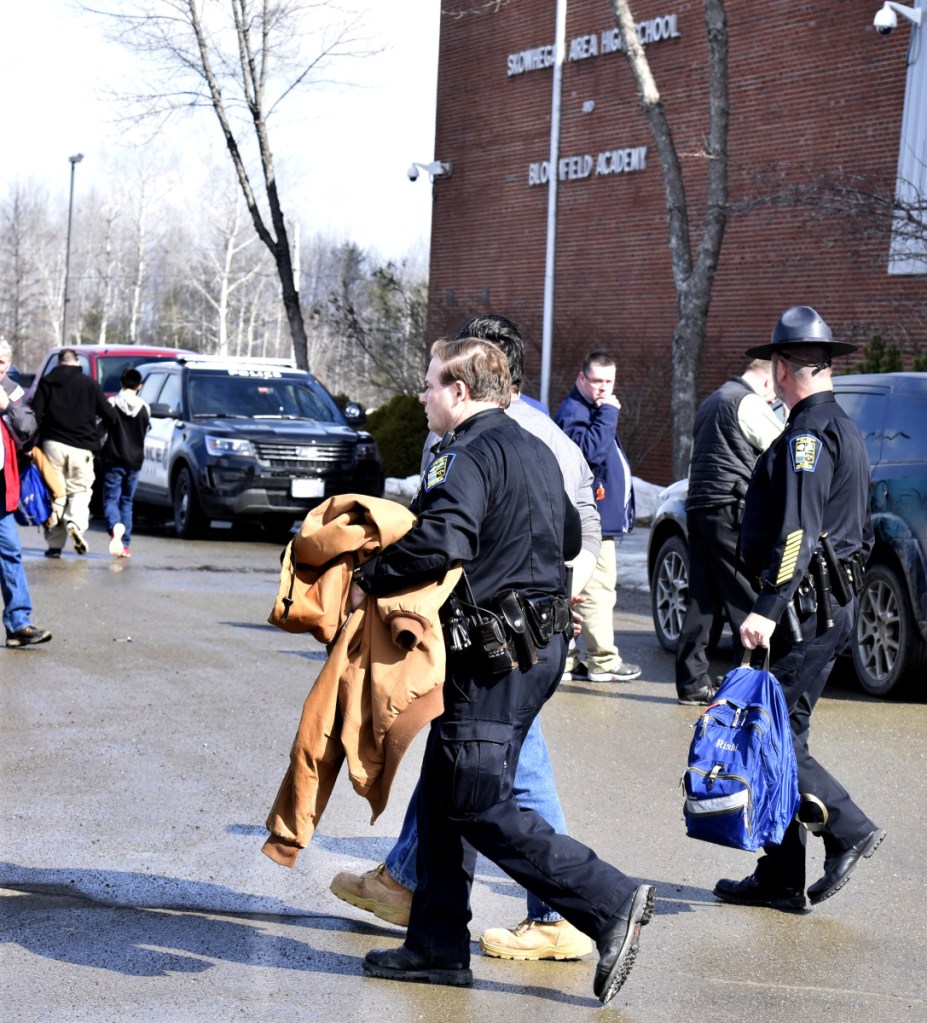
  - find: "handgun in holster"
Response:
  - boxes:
[819,532,853,606]
[497,589,539,668]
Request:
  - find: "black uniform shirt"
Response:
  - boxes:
[740,390,873,623]
[359,408,579,604]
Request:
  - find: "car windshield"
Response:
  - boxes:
[96,355,179,394]
[187,372,344,423]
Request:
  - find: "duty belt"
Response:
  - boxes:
[786,533,866,642]
[442,584,572,675]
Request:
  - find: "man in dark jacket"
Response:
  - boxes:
[554,352,639,682]
[101,368,150,558]
[31,349,116,557]
[675,359,783,705]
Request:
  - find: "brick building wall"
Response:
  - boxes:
[427,0,925,483]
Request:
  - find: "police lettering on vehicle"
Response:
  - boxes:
[424,453,455,492]
[790,434,821,473]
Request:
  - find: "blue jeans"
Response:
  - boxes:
[103,466,140,547]
[1,509,34,634]
[385,714,569,922]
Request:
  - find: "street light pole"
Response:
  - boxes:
[540,0,566,410]
[62,153,84,345]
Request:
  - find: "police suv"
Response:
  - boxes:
[135,357,384,538]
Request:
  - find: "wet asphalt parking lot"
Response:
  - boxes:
[1,516,925,1023]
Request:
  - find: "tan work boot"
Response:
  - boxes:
[479,918,595,960]
[329,863,412,926]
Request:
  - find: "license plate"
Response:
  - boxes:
[291,478,324,498]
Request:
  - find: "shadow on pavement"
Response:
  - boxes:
[1,863,610,1006]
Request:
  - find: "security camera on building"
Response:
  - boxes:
[873,2,923,35]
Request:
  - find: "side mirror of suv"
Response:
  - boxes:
[343,401,366,426]
[150,402,181,419]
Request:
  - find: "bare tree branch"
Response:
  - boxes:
[735,163,927,274]
[84,0,377,370]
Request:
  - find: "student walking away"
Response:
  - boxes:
[555,352,640,682]
[328,313,602,963]
[102,368,151,558]
[354,339,654,1004]
[713,305,884,913]
[30,348,116,557]
[675,359,783,705]
[0,339,52,648]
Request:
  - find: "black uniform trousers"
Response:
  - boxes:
[754,597,877,891]
[405,634,637,965]
[675,504,753,696]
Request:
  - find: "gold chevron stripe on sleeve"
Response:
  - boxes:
[775,529,804,586]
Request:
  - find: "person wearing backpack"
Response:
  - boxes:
[0,339,52,648]
[713,306,884,913]
[101,367,150,559]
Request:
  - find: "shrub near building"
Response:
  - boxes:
[366,394,430,479]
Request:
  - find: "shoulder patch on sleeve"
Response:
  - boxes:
[424,453,455,492]
[790,434,821,473]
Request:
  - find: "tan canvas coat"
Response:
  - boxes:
[262,494,460,867]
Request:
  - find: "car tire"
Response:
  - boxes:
[851,561,927,697]
[651,533,689,653]
[172,465,208,539]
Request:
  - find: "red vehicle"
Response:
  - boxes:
[26,344,195,400]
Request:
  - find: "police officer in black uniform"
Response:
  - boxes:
[355,338,654,1004]
[714,306,885,913]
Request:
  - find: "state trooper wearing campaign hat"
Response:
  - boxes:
[713,304,884,914]
[745,304,857,360]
